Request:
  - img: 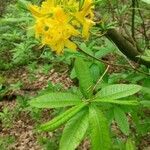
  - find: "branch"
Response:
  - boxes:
[79,47,129,68]
[79,47,150,76]
[106,28,150,68]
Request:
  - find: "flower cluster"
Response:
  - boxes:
[29,0,95,54]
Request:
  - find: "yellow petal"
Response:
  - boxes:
[81,0,93,17]
[41,0,55,8]
[82,19,95,39]
[65,39,77,51]
[67,25,80,36]
[53,41,65,54]
[28,4,43,17]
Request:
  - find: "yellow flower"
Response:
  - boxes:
[74,0,95,39]
[30,5,79,54]
[28,0,95,54]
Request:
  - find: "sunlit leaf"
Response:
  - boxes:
[89,104,111,150]
[60,108,89,150]
[75,57,94,98]
[114,107,129,135]
[94,99,139,105]
[39,103,86,131]
[29,92,81,108]
[96,84,141,100]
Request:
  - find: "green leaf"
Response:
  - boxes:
[94,99,139,105]
[89,104,111,150]
[18,0,30,10]
[74,57,94,98]
[114,107,129,135]
[140,100,150,107]
[29,92,81,108]
[125,138,135,150]
[94,40,116,58]
[142,87,150,94]
[39,103,86,131]
[96,84,141,100]
[60,108,89,150]
[70,68,76,79]
[90,63,100,83]
[141,0,150,4]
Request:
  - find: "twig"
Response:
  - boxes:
[92,65,110,91]
[120,54,150,76]
[79,47,150,76]
[131,0,136,40]
[136,0,149,48]
[79,48,129,68]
